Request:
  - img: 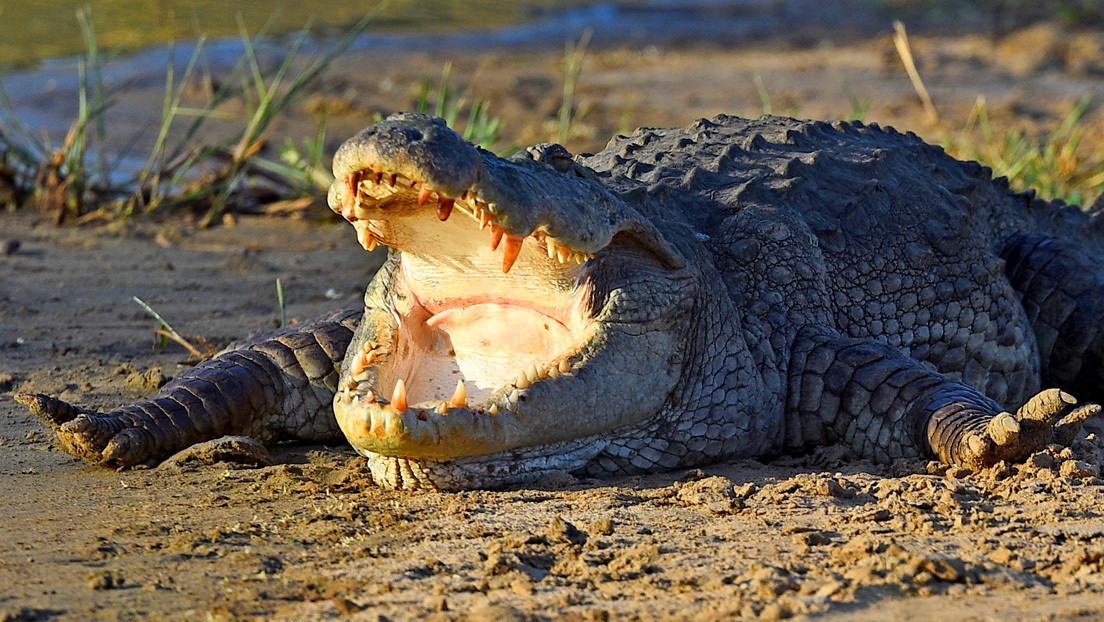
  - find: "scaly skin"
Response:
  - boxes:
[20,112,1103,489]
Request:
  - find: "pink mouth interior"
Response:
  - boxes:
[379,270,591,410]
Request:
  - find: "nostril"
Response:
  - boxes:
[405,129,424,141]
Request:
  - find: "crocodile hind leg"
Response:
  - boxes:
[786,326,1099,469]
[1001,232,1104,404]
[17,308,359,468]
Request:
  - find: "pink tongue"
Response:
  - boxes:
[425,303,573,358]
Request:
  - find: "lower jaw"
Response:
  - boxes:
[355,435,612,491]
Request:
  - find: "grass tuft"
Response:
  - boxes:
[888,19,1103,206]
[132,296,213,360]
[416,62,502,149]
[944,96,1104,207]
[0,5,388,224]
[557,28,592,145]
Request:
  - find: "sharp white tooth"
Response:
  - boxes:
[516,372,530,390]
[502,235,523,273]
[351,350,369,376]
[391,379,408,412]
[450,380,467,408]
[356,227,376,251]
[526,364,540,383]
[488,404,499,414]
[436,402,449,415]
[557,246,571,263]
[548,365,561,378]
[490,225,506,251]
[508,389,520,403]
[558,359,571,374]
[547,240,557,259]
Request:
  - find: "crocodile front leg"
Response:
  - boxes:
[18,308,359,468]
[786,326,1100,469]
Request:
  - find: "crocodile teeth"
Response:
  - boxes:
[557,245,571,263]
[516,372,530,390]
[488,404,499,414]
[548,365,561,378]
[357,227,377,251]
[344,171,362,210]
[418,187,433,205]
[437,198,454,221]
[502,235,523,274]
[450,380,467,408]
[363,389,375,403]
[508,388,521,403]
[436,401,449,415]
[350,350,370,376]
[558,359,571,373]
[478,209,491,230]
[490,224,506,251]
[547,239,558,259]
[391,379,408,413]
[525,363,540,383]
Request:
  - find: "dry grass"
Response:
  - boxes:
[0,8,383,225]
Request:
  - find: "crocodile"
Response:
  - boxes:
[18,112,1104,490]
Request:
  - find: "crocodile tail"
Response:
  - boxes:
[18,307,361,469]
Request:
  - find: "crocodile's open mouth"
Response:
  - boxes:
[330,167,603,460]
[325,114,688,483]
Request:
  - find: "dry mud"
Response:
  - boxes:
[5,21,1104,622]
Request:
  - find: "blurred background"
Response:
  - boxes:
[1,0,1102,223]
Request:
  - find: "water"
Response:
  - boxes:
[0,0,882,143]
[0,0,880,70]
[0,1,578,69]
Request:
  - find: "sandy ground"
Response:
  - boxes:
[5,14,1104,622]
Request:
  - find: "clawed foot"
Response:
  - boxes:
[958,388,1100,470]
[15,393,150,468]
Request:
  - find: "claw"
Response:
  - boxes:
[966,433,987,456]
[987,412,1021,446]
[1055,403,1102,445]
[15,392,85,428]
[1017,388,1078,423]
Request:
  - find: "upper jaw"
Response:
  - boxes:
[328,112,685,270]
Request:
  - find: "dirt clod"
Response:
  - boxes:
[86,570,125,591]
